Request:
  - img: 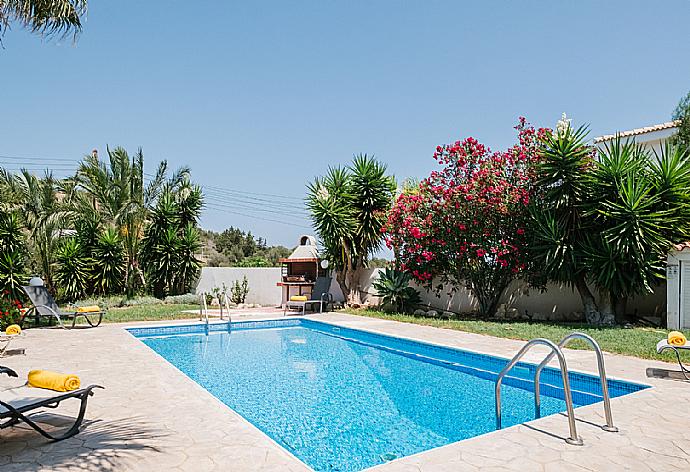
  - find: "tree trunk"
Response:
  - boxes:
[470,274,510,318]
[574,275,614,325]
[613,295,627,324]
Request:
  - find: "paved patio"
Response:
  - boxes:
[1,312,689,471]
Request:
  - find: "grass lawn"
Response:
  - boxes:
[103,304,200,324]
[343,308,690,363]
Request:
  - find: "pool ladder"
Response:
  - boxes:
[494,332,618,446]
[199,293,233,328]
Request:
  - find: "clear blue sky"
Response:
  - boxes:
[2,1,689,247]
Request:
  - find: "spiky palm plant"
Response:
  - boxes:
[1,170,72,293]
[307,154,396,304]
[529,125,602,321]
[91,227,125,295]
[54,238,91,302]
[76,147,183,295]
[373,268,421,313]
[0,0,87,40]
[0,210,28,299]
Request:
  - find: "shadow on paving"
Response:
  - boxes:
[3,414,167,470]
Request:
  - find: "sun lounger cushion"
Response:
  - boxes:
[657,339,690,353]
[75,305,102,313]
[0,384,63,415]
[290,296,308,302]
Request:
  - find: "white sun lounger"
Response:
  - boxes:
[656,339,690,380]
[0,334,24,358]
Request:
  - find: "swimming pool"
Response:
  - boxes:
[128,319,648,471]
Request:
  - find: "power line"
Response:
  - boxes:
[0,154,79,163]
[205,204,311,229]
[203,188,307,212]
[203,183,304,202]
[203,196,308,218]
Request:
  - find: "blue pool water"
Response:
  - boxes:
[129,319,648,471]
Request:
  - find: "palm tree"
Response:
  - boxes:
[75,147,174,295]
[532,123,690,324]
[0,0,87,40]
[307,154,396,305]
[0,170,71,293]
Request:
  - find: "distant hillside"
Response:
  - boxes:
[198,227,292,267]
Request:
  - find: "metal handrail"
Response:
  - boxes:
[495,338,583,446]
[534,332,618,432]
[223,293,232,323]
[199,293,210,328]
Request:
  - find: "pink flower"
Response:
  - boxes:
[410,227,424,239]
[517,228,525,235]
[476,249,486,257]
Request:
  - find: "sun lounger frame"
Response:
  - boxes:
[0,366,103,441]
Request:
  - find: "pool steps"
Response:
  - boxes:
[496,333,619,446]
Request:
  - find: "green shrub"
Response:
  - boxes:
[373,268,421,313]
[230,276,249,304]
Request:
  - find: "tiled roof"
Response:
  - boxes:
[672,242,690,252]
[594,120,680,143]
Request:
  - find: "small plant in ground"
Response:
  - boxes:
[230,276,249,304]
[373,268,421,313]
[0,293,22,331]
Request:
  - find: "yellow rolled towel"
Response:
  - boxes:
[76,305,101,313]
[290,295,308,302]
[4,324,21,336]
[668,331,687,347]
[28,370,81,392]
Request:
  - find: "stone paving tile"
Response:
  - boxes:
[1,312,688,471]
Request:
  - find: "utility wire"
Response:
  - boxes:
[205,204,311,229]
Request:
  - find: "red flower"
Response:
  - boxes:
[410,227,424,239]
[476,249,487,257]
[517,228,525,235]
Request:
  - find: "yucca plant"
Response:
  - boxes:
[373,268,421,313]
[175,222,201,294]
[307,155,396,305]
[92,227,126,295]
[54,238,91,302]
[0,210,28,299]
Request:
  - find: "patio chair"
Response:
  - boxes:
[0,333,25,357]
[284,277,333,316]
[656,338,690,380]
[20,286,105,329]
[0,366,103,441]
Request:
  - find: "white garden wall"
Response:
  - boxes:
[196,266,665,319]
[196,267,345,306]
[357,269,666,320]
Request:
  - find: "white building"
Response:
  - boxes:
[594,120,679,154]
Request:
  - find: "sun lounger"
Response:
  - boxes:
[656,339,690,380]
[20,286,105,329]
[0,366,103,441]
[284,277,334,315]
[0,333,25,357]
